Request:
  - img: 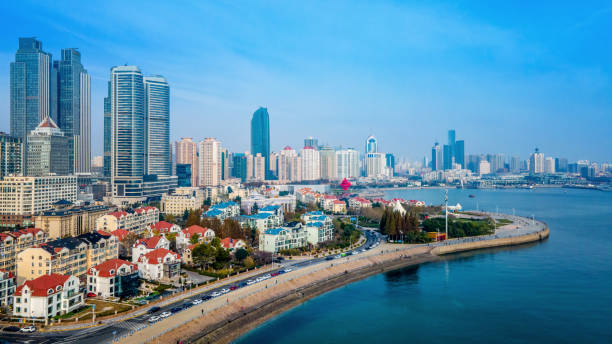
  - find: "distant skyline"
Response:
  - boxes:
[1,1,611,162]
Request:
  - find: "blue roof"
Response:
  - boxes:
[265,228,284,235]
[306,211,324,215]
[308,222,324,227]
[260,205,280,211]
[312,215,327,221]
[205,209,223,217]
[251,213,273,219]
[213,201,237,209]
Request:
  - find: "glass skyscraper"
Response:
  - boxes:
[54,48,90,173]
[10,38,52,141]
[251,107,270,177]
[103,81,111,178]
[110,66,145,198]
[365,135,377,153]
[455,140,465,169]
[0,133,22,179]
[144,76,170,176]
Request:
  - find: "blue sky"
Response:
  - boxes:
[1,0,611,162]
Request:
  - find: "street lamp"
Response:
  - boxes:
[444,189,448,240]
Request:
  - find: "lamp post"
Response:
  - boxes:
[445,189,448,240]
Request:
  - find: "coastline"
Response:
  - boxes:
[127,220,549,344]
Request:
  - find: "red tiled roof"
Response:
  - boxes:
[182,225,208,237]
[141,248,180,264]
[134,236,163,249]
[111,229,130,241]
[108,211,128,219]
[333,200,345,204]
[134,206,157,214]
[150,221,175,232]
[220,238,244,249]
[89,259,137,277]
[14,274,70,297]
[97,230,112,236]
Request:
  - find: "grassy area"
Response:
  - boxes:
[52,305,92,320]
[496,219,513,226]
[86,300,132,317]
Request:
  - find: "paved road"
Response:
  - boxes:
[0,229,382,344]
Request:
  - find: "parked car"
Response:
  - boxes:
[271,272,280,277]
[220,288,230,294]
[171,307,182,313]
[325,256,334,260]
[284,268,293,272]
[86,292,97,298]
[211,291,222,297]
[148,316,160,323]
[201,295,212,301]
[230,285,238,290]
[3,326,20,332]
[192,299,203,305]
[182,302,192,309]
[148,306,161,314]
[246,280,255,285]
[19,326,36,333]
[160,311,171,318]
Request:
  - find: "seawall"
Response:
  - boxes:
[432,227,549,255]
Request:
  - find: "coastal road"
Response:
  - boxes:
[0,230,382,344]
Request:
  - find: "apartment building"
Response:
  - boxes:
[0,270,16,308]
[96,206,159,235]
[259,222,308,253]
[0,228,48,274]
[160,187,204,216]
[87,259,139,299]
[13,274,83,319]
[34,203,111,239]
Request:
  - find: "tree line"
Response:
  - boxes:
[379,208,431,243]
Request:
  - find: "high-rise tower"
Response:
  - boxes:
[10,38,52,142]
[251,107,270,179]
[144,76,170,176]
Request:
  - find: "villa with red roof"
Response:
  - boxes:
[87,259,139,298]
[176,225,215,248]
[136,248,181,281]
[349,197,372,210]
[332,200,347,214]
[220,238,246,251]
[131,236,170,263]
[13,274,83,318]
[147,221,181,235]
[0,228,48,274]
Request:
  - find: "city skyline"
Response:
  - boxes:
[1,2,612,162]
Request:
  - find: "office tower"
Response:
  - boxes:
[319,145,337,180]
[529,148,544,175]
[103,81,111,178]
[365,135,377,153]
[54,48,91,174]
[385,153,395,175]
[231,153,248,182]
[199,138,221,187]
[300,146,320,181]
[175,138,199,187]
[219,147,230,181]
[455,140,465,169]
[336,148,360,179]
[443,145,452,170]
[251,107,270,177]
[467,154,480,173]
[176,164,192,187]
[510,156,521,174]
[0,133,23,178]
[478,160,491,175]
[110,66,145,197]
[144,76,170,176]
[555,158,568,173]
[365,152,386,177]
[544,157,555,174]
[448,129,456,160]
[26,116,70,176]
[10,38,52,142]
[431,143,442,171]
[304,137,318,150]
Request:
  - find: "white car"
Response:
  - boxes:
[211,291,222,297]
[19,326,36,333]
[263,274,271,279]
[255,277,263,282]
[160,311,171,318]
[148,316,160,323]
[220,288,230,294]
[192,299,203,305]
[284,268,293,272]
[246,280,255,285]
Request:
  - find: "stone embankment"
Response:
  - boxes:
[122,214,548,344]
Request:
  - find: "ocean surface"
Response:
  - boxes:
[235,188,612,344]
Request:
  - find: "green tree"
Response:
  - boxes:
[189,233,201,245]
[235,248,249,261]
[183,209,189,221]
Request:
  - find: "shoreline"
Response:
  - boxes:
[134,221,548,344]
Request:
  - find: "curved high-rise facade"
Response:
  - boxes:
[365,135,377,153]
[110,66,145,197]
[144,75,170,176]
[250,107,270,178]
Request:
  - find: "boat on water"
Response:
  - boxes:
[469,194,475,198]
